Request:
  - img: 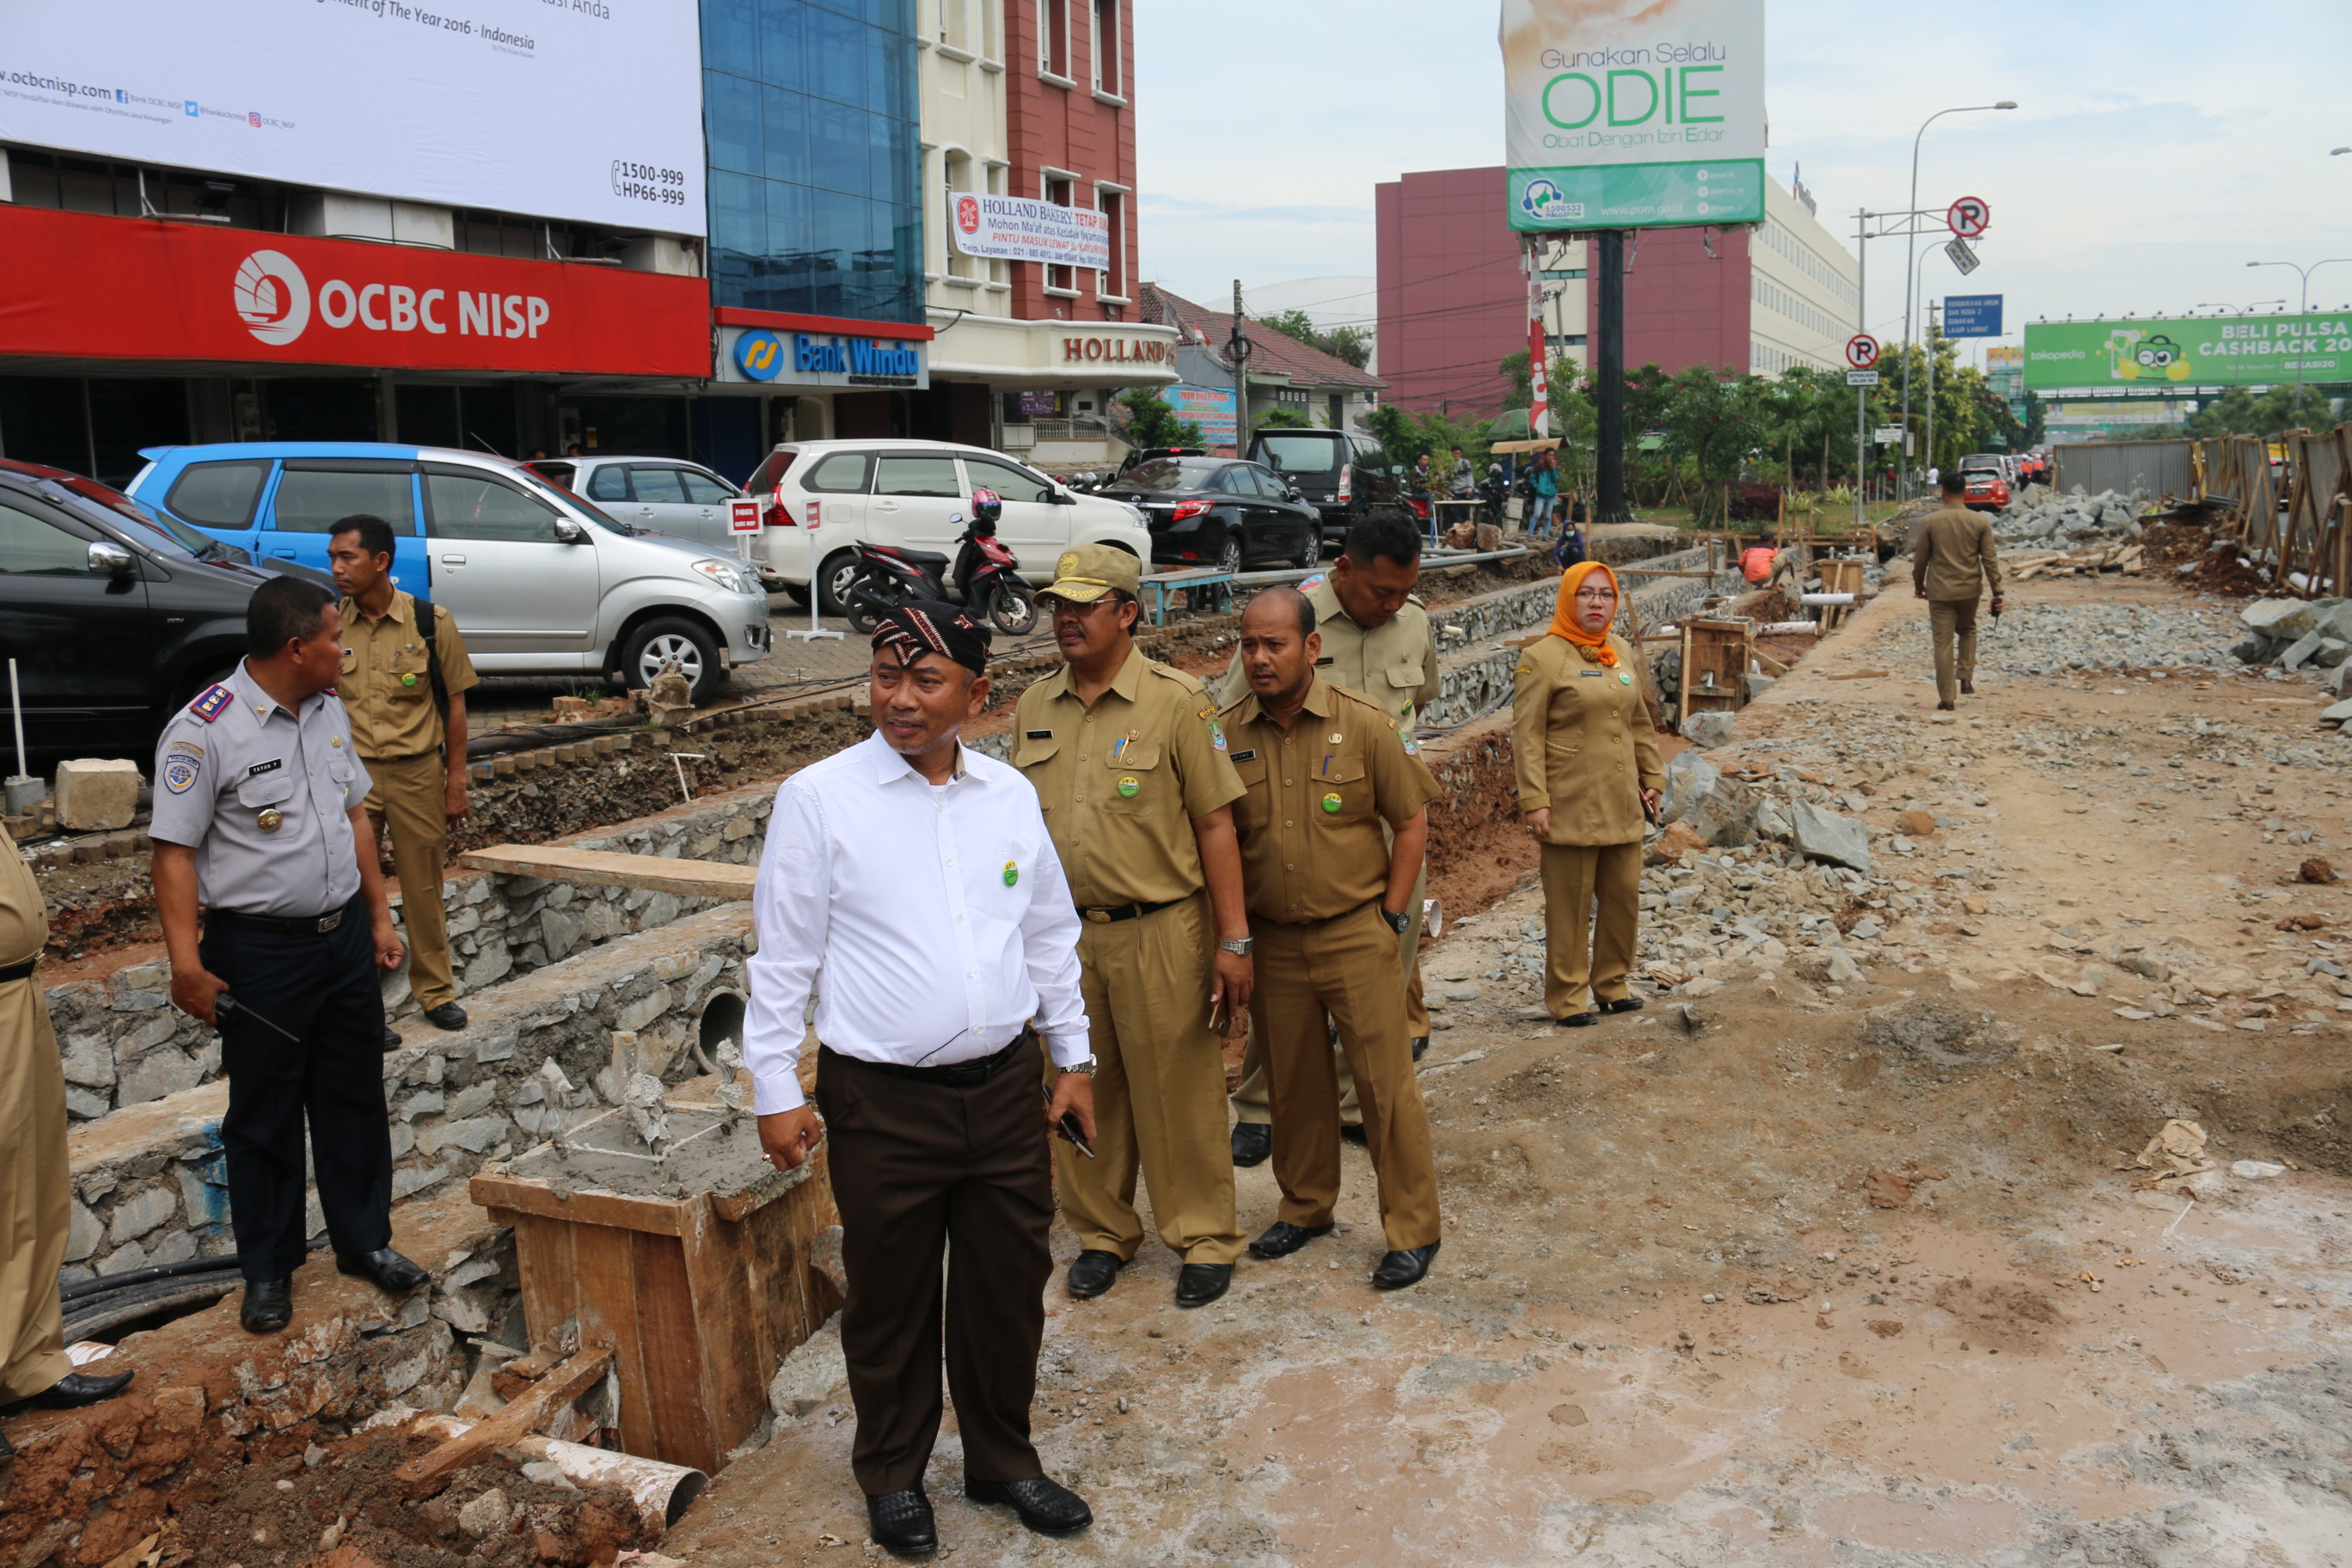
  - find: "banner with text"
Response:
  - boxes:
[948,193,1112,271]
[0,0,705,235]
[2024,315,2352,391]
[1502,0,1766,231]
[1167,384,1238,449]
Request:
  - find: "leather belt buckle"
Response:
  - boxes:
[316,910,343,934]
[1082,907,1113,923]
[940,1059,992,1087]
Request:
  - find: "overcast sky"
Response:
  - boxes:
[1133,0,2352,363]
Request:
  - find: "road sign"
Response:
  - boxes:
[1945,237,1981,276]
[1847,369,1880,386]
[729,499,761,534]
[1843,334,1880,370]
[1943,293,2003,337]
[1874,425,1905,443]
[1946,196,1990,239]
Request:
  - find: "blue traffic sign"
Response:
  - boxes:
[1944,294,2004,338]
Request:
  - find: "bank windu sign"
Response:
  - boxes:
[0,205,710,377]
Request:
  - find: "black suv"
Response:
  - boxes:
[0,459,325,767]
[1246,429,1410,551]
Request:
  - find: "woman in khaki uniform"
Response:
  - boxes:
[1511,561,1665,1026]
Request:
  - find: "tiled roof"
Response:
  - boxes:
[1139,284,1387,393]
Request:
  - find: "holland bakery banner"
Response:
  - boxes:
[948,193,1112,272]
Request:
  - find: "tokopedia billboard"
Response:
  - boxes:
[2024,315,2352,391]
[1500,0,1766,232]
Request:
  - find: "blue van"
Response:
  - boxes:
[131,444,438,591]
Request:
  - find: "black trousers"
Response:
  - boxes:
[199,895,394,1283]
[815,1038,1054,1496]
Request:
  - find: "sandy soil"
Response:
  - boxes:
[661,573,2352,1567]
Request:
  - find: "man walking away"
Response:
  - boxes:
[328,516,481,1044]
[746,603,1096,1558]
[1911,470,2005,711]
[150,576,429,1335]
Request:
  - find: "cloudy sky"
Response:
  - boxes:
[1134,0,2352,361]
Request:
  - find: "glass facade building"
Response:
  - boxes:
[700,0,924,326]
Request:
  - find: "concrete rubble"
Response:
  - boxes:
[2229,596,2352,686]
[1994,484,2147,544]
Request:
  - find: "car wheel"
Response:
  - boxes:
[622,617,721,706]
[781,579,814,607]
[817,549,859,616]
[1215,533,1244,577]
[1295,525,1321,570]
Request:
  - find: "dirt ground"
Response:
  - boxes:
[662,572,2352,1567]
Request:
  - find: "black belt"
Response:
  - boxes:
[1259,900,1376,931]
[1075,897,1179,925]
[205,906,345,936]
[0,955,36,983]
[823,1034,1027,1088]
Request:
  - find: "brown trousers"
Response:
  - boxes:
[816,1039,1053,1496]
[1928,597,1981,705]
[1250,904,1442,1253]
[1058,894,1244,1265]
[363,750,456,1010]
[1,971,70,1402]
[1540,841,1643,1018]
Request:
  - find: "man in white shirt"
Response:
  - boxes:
[745,601,1097,1558]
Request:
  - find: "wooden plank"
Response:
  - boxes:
[494,1211,578,1364]
[395,1347,612,1490]
[456,843,758,901]
[631,1228,720,1476]
[471,1171,687,1236]
[571,1222,658,1461]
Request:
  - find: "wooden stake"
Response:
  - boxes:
[395,1346,614,1491]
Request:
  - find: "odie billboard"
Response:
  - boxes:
[2023,315,2352,392]
[1501,0,1766,231]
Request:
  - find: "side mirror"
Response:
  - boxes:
[87,541,135,576]
[553,518,583,542]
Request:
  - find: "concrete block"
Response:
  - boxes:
[2240,598,2317,640]
[1681,711,1735,749]
[54,757,140,830]
[1790,799,1873,874]
[107,1183,179,1244]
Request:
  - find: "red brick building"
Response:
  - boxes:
[1375,168,1535,417]
[1003,0,1138,322]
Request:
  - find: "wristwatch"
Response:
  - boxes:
[1061,1057,1098,1075]
[1381,908,1412,935]
[1217,936,1254,956]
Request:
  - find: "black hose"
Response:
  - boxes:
[60,1276,242,1344]
[59,1238,325,1304]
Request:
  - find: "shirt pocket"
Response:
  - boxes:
[391,646,434,700]
[1101,740,1163,815]
[1012,732,1062,809]
[236,769,297,818]
[1229,751,1272,832]
[1310,756,1372,824]
[1383,658,1424,701]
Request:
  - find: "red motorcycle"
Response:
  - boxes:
[951,488,1038,635]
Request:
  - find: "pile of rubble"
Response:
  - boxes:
[1876,600,2245,676]
[2230,598,2352,696]
[1994,485,2148,544]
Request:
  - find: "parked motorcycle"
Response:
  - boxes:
[951,489,1038,635]
[842,538,952,634]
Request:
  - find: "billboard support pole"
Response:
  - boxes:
[1594,229,1629,524]
[1853,209,1868,530]
[1924,300,1939,478]
[1229,279,1251,458]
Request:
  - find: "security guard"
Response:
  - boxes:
[1218,513,1440,1166]
[1014,544,1253,1308]
[1910,469,2005,709]
[150,575,430,1335]
[1220,586,1444,1290]
[328,513,481,1040]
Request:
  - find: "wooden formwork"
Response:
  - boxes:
[1815,559,1865,631]
[1679,617,1753,719]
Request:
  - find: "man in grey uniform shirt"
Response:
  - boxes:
[150,575,427,1335]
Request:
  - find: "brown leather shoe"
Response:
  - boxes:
[1959,680,1975,695]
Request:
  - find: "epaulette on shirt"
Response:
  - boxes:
[187,683,234,722]
[1146,660,1207,695]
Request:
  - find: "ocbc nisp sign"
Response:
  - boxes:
[2,205,708,377]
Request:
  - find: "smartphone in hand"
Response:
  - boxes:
[1042,1084,1096,1158]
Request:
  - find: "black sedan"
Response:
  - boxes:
[1097,456,1323,575]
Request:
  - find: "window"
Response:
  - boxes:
[938,0,969,49]
[585,466,631,502]
[424,469,565,542]
[0,501,90,575]
[1090,0,1119,94]
[874,455,963,497]
[943,150,975,278]
[680,469,738,504]
[1097,189,1126,297]
[270,463,417,535]
[1041,0,1069,78]
[962,456,1053,504]
[800,452,874,493]
[1213,466,1255,496]
[164,461,268,528]
[628,466,689,502]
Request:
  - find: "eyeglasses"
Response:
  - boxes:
[1573,587,1618,603]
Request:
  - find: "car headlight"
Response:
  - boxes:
[692,557,760,595]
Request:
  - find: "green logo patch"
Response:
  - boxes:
[1118,775,1140,798]
[1321,793,1343,814]
[1002,861,1019,886]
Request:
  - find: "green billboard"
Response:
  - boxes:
[2023,315,2352,391]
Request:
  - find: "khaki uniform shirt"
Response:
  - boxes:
[1510,633,1666,846]
[150,661,371,916]
[1012,646,1244,908]
[335,590,481,760]
[1216,580,1441,738]
[1909,507,2002,602]
[1219,677,1443,924]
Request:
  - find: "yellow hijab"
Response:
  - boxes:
[1547,560,1621,666]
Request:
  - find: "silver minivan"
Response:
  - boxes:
[525,456,749,551]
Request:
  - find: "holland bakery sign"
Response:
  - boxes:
[1062,335,1170,364]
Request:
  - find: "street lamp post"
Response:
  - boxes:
[2245,259,2352,411]
[1899,101,2016,501]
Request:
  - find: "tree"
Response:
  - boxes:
[1254,407,1311,431]
[1115,387,1204,450]
[2182,382,2344,438]
[1258,309,1372,370]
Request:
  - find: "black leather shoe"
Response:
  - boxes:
[1601,996,1644,1014]
[1065,1250,1125,1300]
[864,1487,936,1557]
[1936,700,1957,712]
[1174,1263,1232,1308]
[1371,1240,1441,1290]
[1959,680,1975,695]
[965,1476,1093,1536]
[1412,1035,1428,1062]
[1248,1220,1332,1259]
[242,1277,292,1334]
[424,1002,469,1030]
[1557,1011,1598,1027]
[381,1025,401,1054]
[1230,1122,1271,1167]
[335,1248,430,1295]
[0,1369,134,1416]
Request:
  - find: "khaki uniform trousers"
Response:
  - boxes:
[363,750,456,1011]
[1251,903,1441,1253]
[2,971,71,1403]
[1540,841,1643,1018]
[1231,862,1424,1128]
[1057,893,1245,1265]
[1928,597,1981,705]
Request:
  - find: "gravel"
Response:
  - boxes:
[1873,601,2244,675]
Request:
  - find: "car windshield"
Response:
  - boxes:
[1121,458,1223,492]
[1959,456,2000,471]
[46,475,211,558]
[495,460,630,533]
[1254,435,1343,474]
